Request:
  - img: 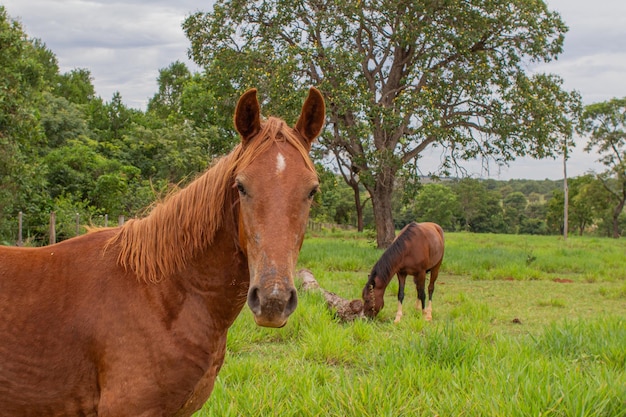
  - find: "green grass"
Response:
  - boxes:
[442,232,626,281]
[194,231,626,417]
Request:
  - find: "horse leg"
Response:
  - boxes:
[394,272,407,323]
[413,271,428,320]
[424,263,441,321]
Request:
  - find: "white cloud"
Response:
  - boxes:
[543,0,626,104]
[3,0,201,108]
[3,0,625,179]
[538,53,626,105]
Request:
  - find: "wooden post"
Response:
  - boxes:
[75,213,80,236]
[118,215,125,226]
[49,212,56,245]
[104,214,108,227]
[563,142,568,240]
[17,211,23,247]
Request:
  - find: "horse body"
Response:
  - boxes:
[0,88,325,416]
[361,222,444,322]
[1,228,244,416]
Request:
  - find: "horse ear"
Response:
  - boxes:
[295,87,325,148]
[234,88,261,145]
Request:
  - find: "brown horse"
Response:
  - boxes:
[361,222,444,322]
[0,88,325,416]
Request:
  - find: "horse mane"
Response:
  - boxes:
[106,117,315,283]
[367,222,418,287]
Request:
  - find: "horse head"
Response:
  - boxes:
[234,88,325,328]
[361,274,385,318]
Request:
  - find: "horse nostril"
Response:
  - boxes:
[285,288,298,316]
[247,286,261,315]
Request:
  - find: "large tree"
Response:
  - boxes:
[184,0,580,247]
[579,98,626,238]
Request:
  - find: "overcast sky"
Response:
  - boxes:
[3,0,626,180]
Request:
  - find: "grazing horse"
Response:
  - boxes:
[361,222,444,322]
[0,88,325,417]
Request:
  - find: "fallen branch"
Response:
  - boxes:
[297,268,364,322]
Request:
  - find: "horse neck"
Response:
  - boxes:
[371,245,407,289]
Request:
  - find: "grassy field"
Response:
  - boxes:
[194,230,626,417]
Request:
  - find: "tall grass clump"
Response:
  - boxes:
[533,316,626,369]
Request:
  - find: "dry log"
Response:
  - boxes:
[297,268,364,322]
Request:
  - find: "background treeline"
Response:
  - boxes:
[0,7,623,245]
[317,173,624,237]
[1,7,234,244]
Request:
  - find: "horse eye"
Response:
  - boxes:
[236,182,247,196]
[308,186,319,199]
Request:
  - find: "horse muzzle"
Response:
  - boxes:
[247,280,298,328]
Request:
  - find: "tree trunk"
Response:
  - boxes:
[368,174,396,248]
[297,268,363,322]
[355,193,364,232]
[347,178,365,232]
[611,199,625,238]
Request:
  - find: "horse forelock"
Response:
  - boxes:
[369,222,418,286]
[106,116,315,284]
[234,117,316,175]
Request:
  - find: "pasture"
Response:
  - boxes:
[194,230,626,417]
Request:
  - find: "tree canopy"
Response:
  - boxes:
[579,97,626,238]
[184,0,582,247]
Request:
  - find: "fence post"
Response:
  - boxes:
[75,213,80,236]
[17,211,23,247]
[49,211,56,245]
[104,214,108,227]
[118,215,125,226]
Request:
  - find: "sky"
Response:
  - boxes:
[3,0,626,180]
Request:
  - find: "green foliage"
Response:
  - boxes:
[0,7,54,239]
[45,139,109,199]
[396,183,459,230]
[451,178,505,233]
[579,97,626,238]
[38,92,89,149]
[183,0,582,247]
[147,61,192,121]
[310,165,369,226]
[49,196,93,241]
[54,68,96,105]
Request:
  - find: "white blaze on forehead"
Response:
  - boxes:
[276,152,286,174]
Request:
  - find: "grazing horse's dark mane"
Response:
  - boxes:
[367,222,418,286]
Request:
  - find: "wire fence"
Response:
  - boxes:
[8,214,354,247]
[13,211,125,247]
